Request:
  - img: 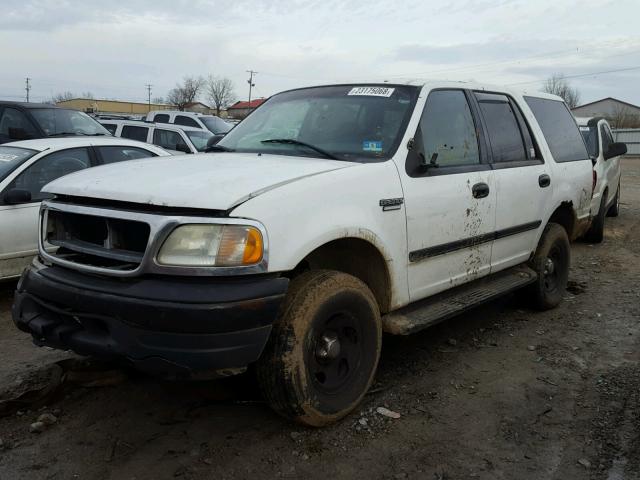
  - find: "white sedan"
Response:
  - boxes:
[0,137,170,279]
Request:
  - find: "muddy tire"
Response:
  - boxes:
[607,184,620,217]
[526,223,570,310]
[585,192,607,243]
[256,270,381,427]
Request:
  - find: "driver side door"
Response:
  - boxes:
[0,147,92,278]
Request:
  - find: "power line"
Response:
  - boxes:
[508,65,640,86]
[25,77,31,102]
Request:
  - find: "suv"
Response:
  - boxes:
[98,120,213,154]
[577,117,626,242]
[145,110,233,135]
[13,82,593,426]
[0,102,111,144]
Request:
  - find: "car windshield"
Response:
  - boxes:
[185,130,215,152]
[200,116,233,134]
[30,108,111,136]
[0,146,38,182]
[579,125,599,158]
[217,85,419,162]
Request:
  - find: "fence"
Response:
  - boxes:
[613,129,640,156]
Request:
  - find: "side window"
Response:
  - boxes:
[524,97,588,162]
[8,148,91,201]
[153,129,189,151]
[102,123,117,135]
[96,146,156,165]
[0,108,39,141]
[174,115,200,128]
[417,90,480,168]
[475,94,527,163]
[600,124,613,154]
[121,125,149,142]
[154,114,170,123]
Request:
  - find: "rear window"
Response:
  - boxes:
[174,115,200,128]
[121,125,149,142]
[524,97,588,162]
[154,114,170,123]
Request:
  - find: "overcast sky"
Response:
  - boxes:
[2,0,640,107]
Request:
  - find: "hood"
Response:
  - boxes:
[43,152,354,211]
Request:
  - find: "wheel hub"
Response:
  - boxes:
[544,257,555,276]
[315,331,341,361]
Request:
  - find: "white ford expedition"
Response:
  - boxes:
[13,82,594,426]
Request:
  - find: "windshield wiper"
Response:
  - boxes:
[204,144,235,153]
[261,138,339,160]
[48,132,107,137]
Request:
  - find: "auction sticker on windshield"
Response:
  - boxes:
[348,87,395,97]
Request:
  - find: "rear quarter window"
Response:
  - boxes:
[524,97,588,162]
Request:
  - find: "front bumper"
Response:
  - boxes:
[12,259,289,378]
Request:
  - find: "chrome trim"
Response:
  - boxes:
[38,200,269,277]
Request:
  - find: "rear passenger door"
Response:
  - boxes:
[472,92,551,272]
[402,89,496,301]
[153,129,191,153]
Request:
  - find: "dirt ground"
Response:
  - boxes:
[1,159,639,480]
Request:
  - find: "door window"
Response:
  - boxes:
[96,146,156,164]
[475,94,526,163]
[121,125,149,142]
[154,114,170,123]
[102,123,117,135]
[600,123,614,154]
[7,148,91,201]
[153,129,189,151]
[0,108,39,141]
[417,90,480,168]
[174,115,200,128]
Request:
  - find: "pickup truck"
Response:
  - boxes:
[13,82,593,426]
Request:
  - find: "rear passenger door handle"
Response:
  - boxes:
[539,174,551,188]
[472,182,490,199]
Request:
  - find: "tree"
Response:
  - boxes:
[50,91,75,104]
[152,96,165,104]
[206,75,236,116]
[609,103,640,129]
[166,76,205,110]
[542,74,581,108]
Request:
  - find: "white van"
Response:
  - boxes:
[145,111,233,135]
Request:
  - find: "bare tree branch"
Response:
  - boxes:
[542,74,581,108]
[206,75,236,116]
[166,76,205,110]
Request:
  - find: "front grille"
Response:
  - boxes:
[45,210,150,271]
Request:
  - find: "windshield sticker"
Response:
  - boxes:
[0,154,19,162]
[363,140,383,152]
[348,87,395,97]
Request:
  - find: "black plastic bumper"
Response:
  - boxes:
[12,260,289,378]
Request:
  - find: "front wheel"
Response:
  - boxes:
[257,270,382,427]
[526,223,570,310]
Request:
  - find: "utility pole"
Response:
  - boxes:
[145,84,152,112]
[246,70,257,109]
[25,77,31,102]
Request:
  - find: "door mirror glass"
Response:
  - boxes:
[604,142,627,160]
[3,188,32,204]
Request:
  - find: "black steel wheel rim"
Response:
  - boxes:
[543,245,562,292]
[308,311,363,394]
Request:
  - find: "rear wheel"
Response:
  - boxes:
[607,184,620,217]
[257,270,382,427]
[527,223,570,310]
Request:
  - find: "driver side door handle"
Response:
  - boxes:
[472,182,490,199]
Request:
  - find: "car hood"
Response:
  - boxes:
[43,153,355,211]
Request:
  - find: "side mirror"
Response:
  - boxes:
[3,188,33,205]
[175,143,191,153]
[206,134,225,148]
[604,142,627,160]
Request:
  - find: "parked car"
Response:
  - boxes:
[98,120,213,154]
[13,82,593,426]
[576,116,627,242]
[0,137,170,280]
[0,101,111,144]
[145,110,233,135]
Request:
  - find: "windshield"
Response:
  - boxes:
[185,130,215,152]
[0,146,38,182]
[579,125,599,158]
[30,109,111,136]
[200,116,233,134]
[217,85,419,162]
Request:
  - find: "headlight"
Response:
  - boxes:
[157,224,263,267]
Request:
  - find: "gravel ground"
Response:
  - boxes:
[0,159,638,480]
